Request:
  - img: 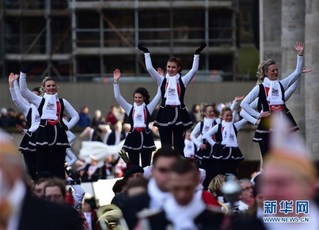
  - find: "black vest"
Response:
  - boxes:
[160,77,186,108]
[127,106,151,132]
[215,123,238,143]
[38,97,65,124]
[25,108,32,129]
[257,82,285,112]
[200,119,217,135]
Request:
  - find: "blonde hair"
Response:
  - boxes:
[256,60,267,84]
[208,174,226,197]
[41,76,58,94]
[256,59,276,84]
[41,76,55,87]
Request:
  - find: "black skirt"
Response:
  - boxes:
[19,131,37,154]
[253,115,270,142]
[195,140,213,160]
[123,129,156,151]
[211,143,244,161]
[253,110,298,142]
[154,105,193,129]
[30,120,69,149]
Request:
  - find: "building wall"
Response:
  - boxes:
[0,81,256,116]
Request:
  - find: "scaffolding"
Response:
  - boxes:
[1,0,239,82]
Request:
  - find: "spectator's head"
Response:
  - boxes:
[83,197,97,212]
[44,178,66,204]
[126,176,148,197]
[123,165,144,183]
[191,104,200,113]
[94,110,102,118]
[7,108,15,117]
[239,179,253,205]
[112,179,125,195]
[251,173,263,208]
[0,107,7,116]
[168,159,199,206]
[32,87,41,96]
[151,147,181,191]
[81,106,89,114]
[261,150,317,204]
[33,176,52,198]
[0,129,25,198]
[208,174,226,198]
[185,129,191,140]
[89,155,98,165]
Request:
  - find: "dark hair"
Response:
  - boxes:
[133,87,150,104]
[80,106,89,111]
[123,165,144,181]
[44,177,66,198]
[168,56,182,75]
[170,158,197,175]
[112,179,125,195]
[84,197,97,210]
[152,146,181,166]
[32,87,41,95]
[126,176,148,191]
[35,171,53,183]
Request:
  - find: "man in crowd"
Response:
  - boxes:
[237,178,254,212]
[111,165,144,210]
[136,159,225,229]
[0,129,82,230]
[122,146,181,229]
[233,149,319,229]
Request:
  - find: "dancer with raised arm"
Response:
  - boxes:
[8,73,40,180]
[240,42,304,157]
[19,68,79,179]
[138,42,206,155]
[113,68,161,167]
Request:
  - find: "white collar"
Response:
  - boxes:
[263,77,276,87]
[147,178,170,210]
[164,191,206,230]
[165,73,180,80]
